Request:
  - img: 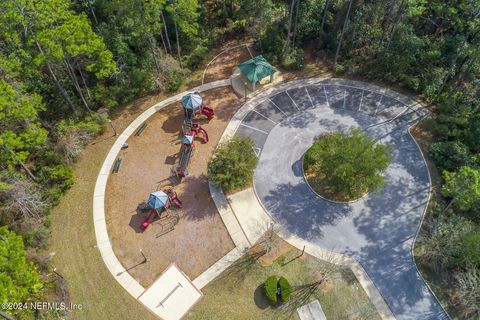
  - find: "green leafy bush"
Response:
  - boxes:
[304,128,392,200]
[282,47,305,70]
[263,275,278,304]
[186,45,208,70]
[441,166,480,214]
[420,214,474,271]
[256,22,286,64]
[460,229,480,268]
[0,227,42,313]
[278,276,293,302]
[208,137,258,192]
[429,141,472,172]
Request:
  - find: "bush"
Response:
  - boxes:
[0,227,42,314]
[420,214,474,271]
[38,164,74,203]
[256,22,286,65]
[304,128,392,200]
[460,229,480,268]
[158,55,187,92]
[429,141,472,172]
[208,137,258,192]
[186,45,208,70]
[282,47,304,70]
[264,275,278,304]
[278,276,293,302]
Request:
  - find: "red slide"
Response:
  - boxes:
[142,209,156,230]
[171,194,183,208]
[201,106,214,120]
[198,127,209,143]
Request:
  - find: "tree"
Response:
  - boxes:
[441,166,480,214]
[333,0,354,69]
[0,0,117,114]
[208,137,258,192]
[304,128,391,200]
[0,227,42,312]
[166,0,201,64]
[0,79,48,171]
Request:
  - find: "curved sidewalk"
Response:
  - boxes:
[92,79,229,320]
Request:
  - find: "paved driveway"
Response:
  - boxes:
[234,81,448,320]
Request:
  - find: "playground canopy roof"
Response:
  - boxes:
[181,92,202,110]
[148,191,169,209]
[238,55,276,84]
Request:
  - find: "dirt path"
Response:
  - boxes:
[203,43,259,84]
[105,87,241,287]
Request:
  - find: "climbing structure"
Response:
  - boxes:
[175,92,211,180]
[142,188,182,231]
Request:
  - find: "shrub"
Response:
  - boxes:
[441,166,480,214]
[158,55,187,92]
[420,214,474,271]
[0,227,42,313]
[304,128,392,200]
[460,229,480,268]
[452,268,480,319]
[256,22,286,64]
[282,47,304,70]
[429,141,472,172]
[186,45,208,70]
[263,275,278,304]
[278,276,293,302]
[208,137,258,192]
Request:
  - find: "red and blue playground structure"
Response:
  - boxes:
[176,92,213,180]
[141,92,214,231]
[142,188,183,230]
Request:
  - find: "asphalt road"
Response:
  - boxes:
[234,82,449,320]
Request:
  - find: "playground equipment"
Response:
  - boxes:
[175,136,195,181]
[181,92,215,120]
[182,119,209,143]
[142,188,182,231]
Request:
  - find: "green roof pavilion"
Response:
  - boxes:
[238,55,276,90]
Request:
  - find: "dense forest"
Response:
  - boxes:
[1,0,479,319]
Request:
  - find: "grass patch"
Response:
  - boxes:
[187,247,380,320]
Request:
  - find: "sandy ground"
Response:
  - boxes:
[105,87,242,286]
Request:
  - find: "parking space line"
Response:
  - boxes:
[323,86,330,107]
[358,90,364,111]
[240,123,269,134]
[286,90,301,111]
[268,98,287,116]
[252,109,277,124]
[374,95,383,115]
[305,87,315,108]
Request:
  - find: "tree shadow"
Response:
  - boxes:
[275,281,322,320]
[180,174,219,221]
[253,284,270,310]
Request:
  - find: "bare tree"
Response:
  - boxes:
[0,174,47,221]
[54,124,93,164]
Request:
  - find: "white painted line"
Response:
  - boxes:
[286,90,301,111]
[268,98,287,116]
[252,109,277,124]
[374,94,383,115]
[323,85,330,107]
[358,90,364,111]
[239,123,269,134]
[305,87,315,108]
